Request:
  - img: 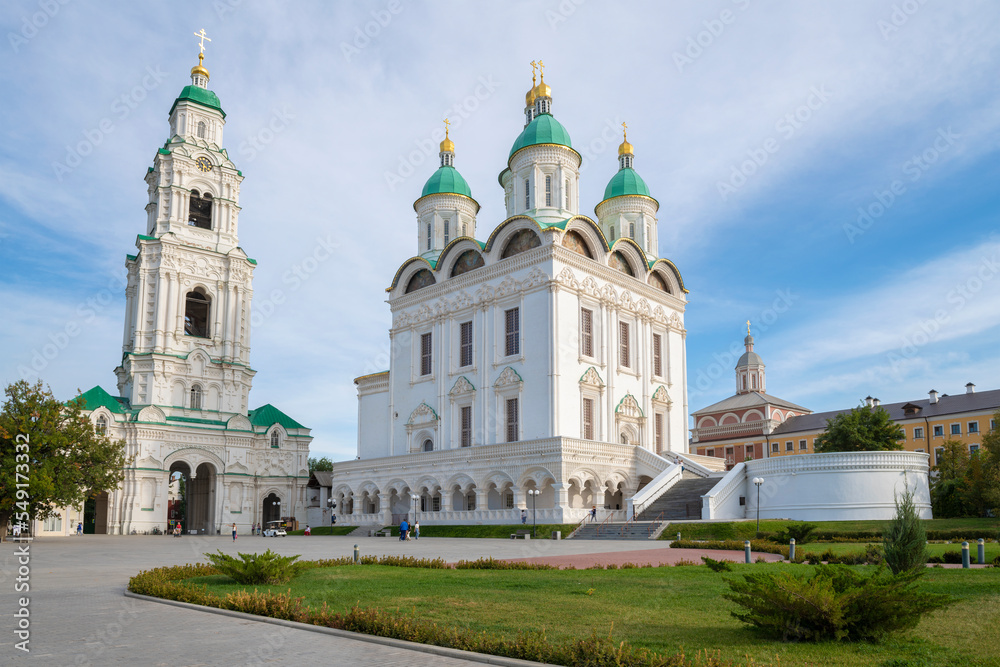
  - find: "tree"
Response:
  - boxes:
[813,405,904,453]
[882,484,928,574]
[0,380,129,533]
[930,440,971,517]
[308,456,333,473]
[979,409,1000,515]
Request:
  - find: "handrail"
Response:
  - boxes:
[629,462,681,519]
[647,511,664,536]
[701,462,745,520]
[595,511,615,536]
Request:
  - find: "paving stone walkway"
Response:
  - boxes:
[0,533,682,665]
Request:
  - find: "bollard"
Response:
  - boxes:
[353,544,360,564]
[677,532,681,542]
[745,540,752,564]
[789,538,795,562]
[962,542,970,569]
[978,538,985,565]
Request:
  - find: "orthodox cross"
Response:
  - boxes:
[622,121,628,140]
[530,60,537,84]
[443,118,450,137]
[746,320,751,336]
[194,29,212,54]
[538,60,545,78]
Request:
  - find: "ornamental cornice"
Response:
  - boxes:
[553,265,686,331]
[554,245,686,312]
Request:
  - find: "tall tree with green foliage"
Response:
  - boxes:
[0,380,129,533]
[980,409,1000,515]
[308,456,333,472]
[930,440,972,517]
[813,404,905,453]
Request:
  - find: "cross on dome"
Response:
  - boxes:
[190,29,212,87]
[194,29,212,53]
[439,118,455,162]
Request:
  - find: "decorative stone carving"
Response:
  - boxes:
[493,367,523,388]
[652,386,671,405]
[616,393,644,420]
[579,367,605,388]
[449,376,476,397]
[407,402,439,425]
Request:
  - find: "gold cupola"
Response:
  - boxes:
[191,52,210,82]
[618,123,633,157]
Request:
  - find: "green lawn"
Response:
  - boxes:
[186,563,1000,666]
[664,518,1000,542]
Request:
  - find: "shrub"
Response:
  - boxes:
[882,486,928,574]
[779,523,818,544]
[942,551,963,564]
[723,564,953,642]
[203,549,303,585]
[701,556,734,572]
[671,539,788,557]
[454,557,555,570]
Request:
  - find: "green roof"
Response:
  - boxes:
[602,167,652,201]
[249,404,306,430]
[420,165,473,198]
[509,114,572,158]
[169,85,226,119]
[76,386,129,414]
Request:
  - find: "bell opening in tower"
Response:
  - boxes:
[184,290,211,338]
[188,190,213,229]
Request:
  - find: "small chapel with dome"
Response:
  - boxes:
[327,64,691,526]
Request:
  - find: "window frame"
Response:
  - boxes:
[460,405,472,447]
[420,332,433,376]
[582,397,595,440]
[619,321,631,369]
[967,421,979,434]
[190,384,203,410]
[652,333,662,377]
[580,308,594,358]
[913,427,924,440]
[950,423,961,436]
[505,397,519,443]
[504,307,520,357]
[459,321,473,368]
[933,425,944,437]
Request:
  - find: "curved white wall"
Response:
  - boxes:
[714,451,932,522]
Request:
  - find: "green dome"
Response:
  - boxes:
[602,167,651,201]
[509,114,573,158]
[169,85,226,119]
[420,165,473,198]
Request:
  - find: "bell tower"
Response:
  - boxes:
[115,31,256,415]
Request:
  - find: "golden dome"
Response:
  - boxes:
[618,122,633,155]
[533,79,551,99]
[191,52,210,80]
[525,86,536,106]
[440,119,454,153]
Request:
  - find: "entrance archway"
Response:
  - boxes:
[262,492,282,525]
[169,461,217,534]
[83,491,109,534]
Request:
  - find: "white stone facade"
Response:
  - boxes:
[80,58,310,535]
[331,80,690,526]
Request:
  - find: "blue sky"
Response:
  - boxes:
[1,1,998,461]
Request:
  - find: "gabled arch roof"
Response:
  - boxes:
[386,256,436,293]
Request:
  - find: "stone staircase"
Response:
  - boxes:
[571,520,663,540]
[635,473,719,521]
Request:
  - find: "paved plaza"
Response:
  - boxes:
[0,533,703,666]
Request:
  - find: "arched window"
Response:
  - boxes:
[620,433,629,445]
[270,430,280,448]
[629,222,635,239]
[545,175,552,206]
[405,269,435,294]
[190,384,202,410]
[443,220,450,245]
[197,121,206,139]
[188,190,213,229]
[565,178,570,209]
[422,439,433,452]
[95,415,107,435]
[426,222,432,251]
[500,228,541,259]
[184,290,210,337]
[524,178,530,209]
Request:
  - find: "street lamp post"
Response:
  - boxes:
[752,478,764,537]
[410,493,419,527]
[527,489,541,538]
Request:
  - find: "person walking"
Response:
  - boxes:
[521,509,527,525]
[590,506,597,522]
[232,523,238,541]
[399,518,409,541]
[413,520,420,540]
[77,522,83,535]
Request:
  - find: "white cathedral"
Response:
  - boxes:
[78,49,311,534]
[326,66,691,526]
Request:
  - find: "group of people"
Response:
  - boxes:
[398,519,420,540]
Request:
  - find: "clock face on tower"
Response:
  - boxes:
[195,157,213,173]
